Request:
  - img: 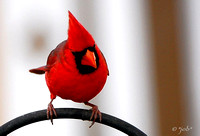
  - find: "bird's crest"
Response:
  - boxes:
[68,11,95,52]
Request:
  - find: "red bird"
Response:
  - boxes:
[29,11,109,127]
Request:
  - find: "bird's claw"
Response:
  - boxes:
[89,106,102,128]
[47,103,57,125]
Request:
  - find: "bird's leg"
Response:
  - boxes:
[47,98,57,125]
[84,102,102,128]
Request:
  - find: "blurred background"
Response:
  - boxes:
[0,0,199,136]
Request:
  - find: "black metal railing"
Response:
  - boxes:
[0,108,147,136]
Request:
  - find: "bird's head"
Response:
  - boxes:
[67,11,98,73]
[68,11,95,52]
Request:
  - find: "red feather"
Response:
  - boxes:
[68,11,95,52]
[29,11,109,127]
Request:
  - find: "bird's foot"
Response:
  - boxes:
[84,102,102,128]
[89,105,102,128]
[47,102,57,125]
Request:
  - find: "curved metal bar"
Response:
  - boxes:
[0,108,147,136]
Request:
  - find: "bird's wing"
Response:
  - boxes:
[46,40,67,66]
[29,66,48,74]
[29,48,57,74]
[100,51,109,76]
[29,41,67,74]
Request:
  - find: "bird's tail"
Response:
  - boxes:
[29,66,48,74]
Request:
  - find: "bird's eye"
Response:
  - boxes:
[72,51,76,55]
[87,45,95,52]
[72,50,86,57]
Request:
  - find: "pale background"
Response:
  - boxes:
[0,0,199,136]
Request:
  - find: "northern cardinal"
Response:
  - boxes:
[29,11,109,127]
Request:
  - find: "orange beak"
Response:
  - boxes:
[81,49,97,69]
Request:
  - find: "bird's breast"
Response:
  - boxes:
[45,53,108,102]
